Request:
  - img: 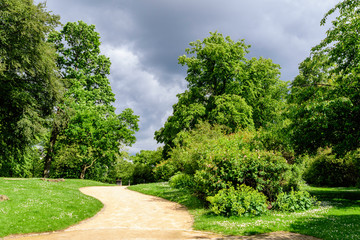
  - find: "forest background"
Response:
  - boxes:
[0,0,359,191]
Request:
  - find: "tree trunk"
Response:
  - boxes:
[80,166,86,179]
[43,127,58,178]
[80,158,96,180]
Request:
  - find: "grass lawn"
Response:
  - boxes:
[129,183,360,240]
[0,178,111,238]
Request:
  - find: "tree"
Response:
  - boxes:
[0,0,61,176]
[155,32,287,156]
[44,21,139,179]
[288,55,340,154]
[288,0,360,155]
[130,147,163,184]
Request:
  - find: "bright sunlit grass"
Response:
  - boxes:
[129,182,360,240]
[0,178,111,237]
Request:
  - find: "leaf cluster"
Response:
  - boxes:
[207,185,268,217]
[0,0,62,164]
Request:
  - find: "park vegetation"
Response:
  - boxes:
[0,0,360,225]
[0,0,139,181]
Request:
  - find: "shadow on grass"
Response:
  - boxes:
[290,187,360,240]
[157,188,205,209]
[290,214,360,240]
[307,187,360,202]
[128,183,205,210]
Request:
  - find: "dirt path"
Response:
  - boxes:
[6,186,320,240]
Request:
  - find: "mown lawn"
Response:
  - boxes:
[129,183,360,240]
[0,178,111,238]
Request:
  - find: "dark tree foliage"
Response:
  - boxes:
[289,0,360,155]
[0,0,61,176]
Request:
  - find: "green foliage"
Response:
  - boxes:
[153,159,178,181]
[130,148,163,184]
[207,185,268,217]
[155,32,288,157]
[0,0,62,174]
[289,0,360,156]
[193,143,290,201]
[303,148,360,187]
[169,172,194,190]
[273,190,317,212]
[255,119,294,163]
[157,122,298,201]
[105,155,135,185]
[154,122,226,180]
[209,94,254,133]
[43,21,139,179]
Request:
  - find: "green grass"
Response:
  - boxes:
[0,178,111,237]
[129,183,360,240]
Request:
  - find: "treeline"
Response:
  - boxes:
[138,0,360,216]
[147,0,360,199]
[1,0,359,193]
[0,0,139,180]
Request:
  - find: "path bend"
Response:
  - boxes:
[5,186,320,240]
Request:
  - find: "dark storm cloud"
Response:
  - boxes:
[41,0,338,154]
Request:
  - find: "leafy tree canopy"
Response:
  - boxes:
[288,0,360,155]
[155,32,287,156]
[45,21,139,179]
[0,0,61,176]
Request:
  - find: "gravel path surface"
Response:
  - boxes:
[5,186,321,240]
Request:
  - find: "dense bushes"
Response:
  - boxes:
[303,148,360,187]
[156,123,301,202]
[192,146,291,201]
[207,185,268,217]
[155,123,325,217]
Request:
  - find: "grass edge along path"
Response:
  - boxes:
[128,182,360,240]
[0,178,112,238]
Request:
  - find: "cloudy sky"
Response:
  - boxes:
[40,0,339,155]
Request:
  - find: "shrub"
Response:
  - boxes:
[169,173,194,189]
[159,123,301,202]
[273,190,317,212]
[207,185,268,217]
[303,148,359,187]
[153,159,178,181]
[192,139,290,201]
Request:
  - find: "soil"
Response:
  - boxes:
[5,186,321,240]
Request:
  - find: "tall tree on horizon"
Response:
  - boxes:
[155,32,288,157]
[43,21,139,179]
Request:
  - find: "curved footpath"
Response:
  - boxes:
[6,186,320,240]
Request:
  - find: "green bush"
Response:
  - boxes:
[169,172,194,189]
[192,135,291,201]
[207,185,268,217]
[153,159,178,181]
[157,123,301,202]
[303,148,359,187]
[273,190,317,212]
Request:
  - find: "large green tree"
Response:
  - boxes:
[44,21,139,179]
[0,0,61,176]
[155,32,287,156]
[288,0,360,155]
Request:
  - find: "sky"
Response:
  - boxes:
[40,0,339,155]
